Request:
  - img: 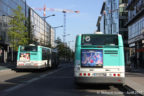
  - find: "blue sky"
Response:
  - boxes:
[27,0,104,50]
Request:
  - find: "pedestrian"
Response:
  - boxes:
[134,55,137,69]
[0,48,2,63]
[130,53,135,69]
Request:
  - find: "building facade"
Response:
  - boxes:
[29,8,54,47]
[0,0,28,62]
[100,2,106,34]
[98,0,129,64]
[103,0,128,36]
[96,16,101,32]
[50,27,55,47]
[126,0,144,68]
[0,0,55,63]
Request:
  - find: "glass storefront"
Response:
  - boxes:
[0,0,28,62]
[127,0,144,68]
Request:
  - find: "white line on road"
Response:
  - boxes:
[26,77,39,83]
[4,84,25,92]
[4,67,64,93]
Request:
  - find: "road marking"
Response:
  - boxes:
[5,84,25,92]
[26,77,39,83]
[4,67,64,93]
[39,74,48,78]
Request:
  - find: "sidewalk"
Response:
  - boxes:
[0,62,16,72]
[125,68,144,95]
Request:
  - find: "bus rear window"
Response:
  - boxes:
[82,35,118,45]
[20,46,37,52]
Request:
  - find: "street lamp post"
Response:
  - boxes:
[68,41,74,63]
[42,14,55,46]
[52,25,63,46]
[63,34,70,62]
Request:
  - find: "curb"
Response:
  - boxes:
[0,69,12,73]
[124,85,143,96]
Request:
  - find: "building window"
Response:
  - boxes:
[119,0,128,4]
[113,23,116,33]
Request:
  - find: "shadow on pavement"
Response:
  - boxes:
[75,84,110,90]
[0,62,16,71]
[0,65,61,92]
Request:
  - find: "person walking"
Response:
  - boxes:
[133,55,137,69]
[130,54,134,70]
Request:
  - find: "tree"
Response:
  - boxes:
[55,37,74,63]
[8,6,29,51]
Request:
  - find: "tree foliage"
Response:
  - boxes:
[55,37,74,62]
[8,6,28,51]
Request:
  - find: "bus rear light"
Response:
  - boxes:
[18,64,24,66]
[113,74,116,77]
[88,73,90,76]
[117,74,120,77]
[79,73,82,76]
[84,73,86,76]
[118,80,121,82]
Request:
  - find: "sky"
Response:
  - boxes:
[26,0,105,50]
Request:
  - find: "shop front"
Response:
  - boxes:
[128,34,144,68]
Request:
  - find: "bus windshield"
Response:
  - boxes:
[20,46,37,52]
[81,35,118,46]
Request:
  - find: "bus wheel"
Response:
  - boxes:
[16,69,22,72]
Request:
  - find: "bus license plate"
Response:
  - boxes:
[25,63,31,65]
[93,73,105,77]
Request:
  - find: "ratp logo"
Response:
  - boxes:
[85,36,90,42]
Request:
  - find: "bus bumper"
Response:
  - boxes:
[16,65,46,69]
[74,77,125,84]
[16,61,47,69]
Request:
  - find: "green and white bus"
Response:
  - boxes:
[74,33,125,84]
[17,44,59,69]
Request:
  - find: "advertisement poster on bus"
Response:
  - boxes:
[81,49,103,67]
[20,53,30,61]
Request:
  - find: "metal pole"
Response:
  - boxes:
[63,11,66,43]
[111,0,113,34]
[44,18,45,46]
[55,28,56,43]
[42,14,55,46]
[52,25,63,47]
[49,26,51,47]
[12,17,14,62]
[68,41,71,63]
[68,41,74,63]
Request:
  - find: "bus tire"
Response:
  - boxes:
[16,69,22,72]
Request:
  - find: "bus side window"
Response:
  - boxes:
[47,49,50,60]
[42,48,48,60]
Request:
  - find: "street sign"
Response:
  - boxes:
[129,43,135,47]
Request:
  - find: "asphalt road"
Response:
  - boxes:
[0,64,132,96]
